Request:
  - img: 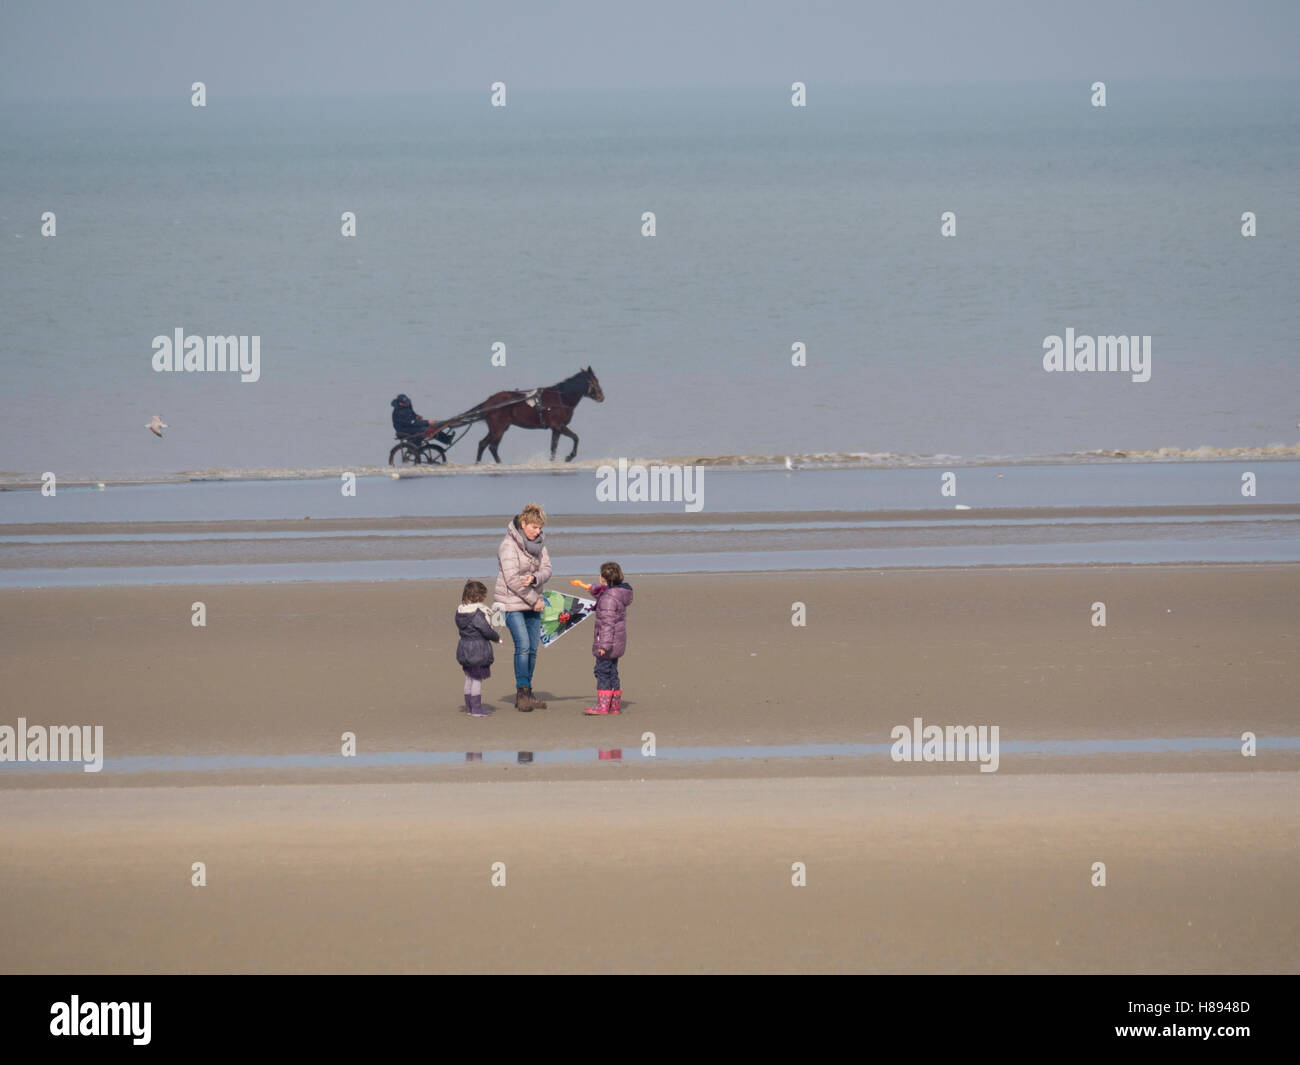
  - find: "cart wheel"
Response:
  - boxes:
[421,445,447,465]
[389,443,422,465]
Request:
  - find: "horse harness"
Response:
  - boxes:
[521,388,552,423]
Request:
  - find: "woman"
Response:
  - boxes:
[495,502,552,712]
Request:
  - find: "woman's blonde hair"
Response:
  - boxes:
[519,502,547,527]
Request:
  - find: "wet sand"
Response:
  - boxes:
[2,774,1297,973]
[1,566,1296,764]
[1,565,1297,971]
[5,505,1300,577]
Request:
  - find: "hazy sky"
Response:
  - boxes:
[2,0,1298,99]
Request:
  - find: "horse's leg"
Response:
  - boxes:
[549,428,561,461]
[559,426,579,462]
[477,418,500,464]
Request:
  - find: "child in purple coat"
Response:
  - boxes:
[579,561,634,716]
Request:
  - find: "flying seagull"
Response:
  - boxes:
[146,415,167,437]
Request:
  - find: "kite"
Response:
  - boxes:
[539,587,595,648]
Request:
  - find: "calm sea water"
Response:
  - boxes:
[2,82,1298,480]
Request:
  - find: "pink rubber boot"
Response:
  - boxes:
[583,691,614,716]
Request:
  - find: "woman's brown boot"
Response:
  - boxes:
[524,686,547,709]
[515,686,533,712]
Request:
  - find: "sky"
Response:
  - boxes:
[1,0,1298,100]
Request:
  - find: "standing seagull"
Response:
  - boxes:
[146,415,167,437]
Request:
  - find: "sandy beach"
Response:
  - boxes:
[1,563,1297,972]
[3,773,1297,974]
[6,0,1300,993]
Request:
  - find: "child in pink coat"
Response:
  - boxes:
[575,561,634,716]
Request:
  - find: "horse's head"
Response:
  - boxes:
[585,366,604,402]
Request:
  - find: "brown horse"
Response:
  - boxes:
[473,366,604,463]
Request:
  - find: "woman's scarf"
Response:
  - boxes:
[513,515,545,559]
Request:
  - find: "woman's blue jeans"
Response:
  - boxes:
[504,610,541,688]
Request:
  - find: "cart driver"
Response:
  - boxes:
[391,394,437,437]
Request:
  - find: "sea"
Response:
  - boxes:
[2,80,1298,485]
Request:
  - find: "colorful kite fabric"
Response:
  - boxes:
[539,589,595,648]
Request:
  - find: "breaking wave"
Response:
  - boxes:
[2,443,1298,487]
